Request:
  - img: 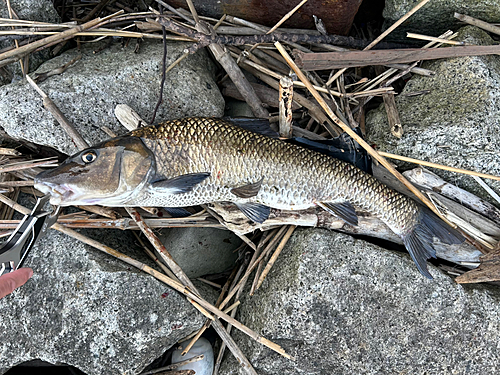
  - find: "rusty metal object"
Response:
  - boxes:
[168,0,363,36]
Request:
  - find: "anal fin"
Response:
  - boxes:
[231,178,263,198]
[235,202,271,224]
[318,201,358,226]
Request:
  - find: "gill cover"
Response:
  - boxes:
[34,136,155,206]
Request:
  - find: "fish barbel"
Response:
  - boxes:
[34,117,464,278]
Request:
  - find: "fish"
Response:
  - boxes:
[34,117,464,278]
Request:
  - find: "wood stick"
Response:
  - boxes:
[266,0,308,34]
[255,225,296,291]
[296,45,500,70]
[378,151,500,181]
[278,76,294,138]
[454,12,500,37]
[25,75,89,150]
[274,41,455,227]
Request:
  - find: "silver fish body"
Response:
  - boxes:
[35,117,464,278]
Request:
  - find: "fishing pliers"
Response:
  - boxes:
[0,195,60,277]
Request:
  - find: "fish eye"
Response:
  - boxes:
[81,150,97,164]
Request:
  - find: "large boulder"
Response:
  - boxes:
[0,227,215,375]
[366,26,500,202]
[158,227,241,278]
[219,228,500,374]
[383,0,500,41]
[0,40,224,155]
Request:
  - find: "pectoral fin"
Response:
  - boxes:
[235,202,271,223]
[231,178,263,198]
[152,172,210,194]
[318,201,358,226]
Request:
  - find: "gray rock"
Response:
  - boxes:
[158,227,241,278]
[0,0,59,84]
[366,26,500,202]
[383,0,500,41]
[0,40,224,155]
[219,228,500,374]
[0,227,215,375]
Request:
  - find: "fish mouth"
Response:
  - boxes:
[34,182,75,205]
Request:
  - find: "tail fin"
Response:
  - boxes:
[402,207,464,279]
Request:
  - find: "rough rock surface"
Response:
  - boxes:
[0,227,216,375]
[366,26,500,202]
[219,228,500,374]
[0,0,59,84]
[158,227,241,278]
[383,0,500,41]
[0,40,224,155]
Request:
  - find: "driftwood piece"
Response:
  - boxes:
[295,45,500,71]
[454,12,500,37]
[455,247,500,284]
[382,93,403,138]
[209,202,481,265]
[404,168,500,225]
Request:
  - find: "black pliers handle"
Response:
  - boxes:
[0,195,60,276]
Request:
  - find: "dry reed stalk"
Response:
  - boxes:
[377,151,500,181]
[0,148,21,156]
[222,225,289,304]
[326,0,432,86]
[274,42,456,227]
[132,231,178,281]
[406,32,466,45]
[73,205,120,219]
[266,0,308,34]
[141,355,204,375]
[0,11,123,64]
[255,225,296,293]
[25,75,89,150]
[0,157,58,173]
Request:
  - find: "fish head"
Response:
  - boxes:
[34,136,155,206]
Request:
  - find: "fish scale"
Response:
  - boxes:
[34,117,465,278]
